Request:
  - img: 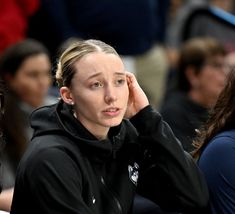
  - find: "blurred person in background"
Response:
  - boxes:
[194,70,235,213]
[160,37,228,152]
[0,39,56,212]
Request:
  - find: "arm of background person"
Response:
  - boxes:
[0,188,13,212]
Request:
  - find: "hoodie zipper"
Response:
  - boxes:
[100,176,122,214]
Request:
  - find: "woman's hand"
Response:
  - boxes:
[125,72,149,118]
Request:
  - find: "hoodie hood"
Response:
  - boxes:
[30,100,135,163]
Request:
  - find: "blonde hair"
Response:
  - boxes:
[56,39,119,87]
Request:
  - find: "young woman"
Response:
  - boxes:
[10,39,209,214]
[194,69,235,213]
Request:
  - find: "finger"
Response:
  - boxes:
[125,71,136,82]
[126,72,138,88]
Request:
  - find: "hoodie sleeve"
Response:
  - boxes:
[130,105,209,213]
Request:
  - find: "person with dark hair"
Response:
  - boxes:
[0,39,54,211]
[160,37,228,152]
[0,38,52,108]
[10,39,209,214]
[194,69,235,213]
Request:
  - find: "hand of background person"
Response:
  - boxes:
[125,72,149,119]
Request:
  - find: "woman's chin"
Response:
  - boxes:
[104,118,123,128]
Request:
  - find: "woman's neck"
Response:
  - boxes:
[73,112,108,140]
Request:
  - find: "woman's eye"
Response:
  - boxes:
[27,71,40,79]
[116,79,125,85]
[91,82,103,89]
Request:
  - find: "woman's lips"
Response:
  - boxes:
[103,107,121,117]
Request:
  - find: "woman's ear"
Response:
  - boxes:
[60,87,74,105]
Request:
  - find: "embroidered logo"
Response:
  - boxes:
[92,196,96,204]
[128,162,139,186]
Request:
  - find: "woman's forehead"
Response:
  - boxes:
[73,52,125,78]
[76,52,121,65]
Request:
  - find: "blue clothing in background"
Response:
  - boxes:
[33,0,170,55]
[198,129,235,214]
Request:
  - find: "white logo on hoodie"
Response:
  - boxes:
[128,162,139,186]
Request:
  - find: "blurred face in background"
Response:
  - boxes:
[8,54,51,108]
[188,55,227,108]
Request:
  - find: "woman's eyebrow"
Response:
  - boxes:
[87,72,125,80]
[114,72,126,76]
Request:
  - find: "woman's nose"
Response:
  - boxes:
[104,86,117,103]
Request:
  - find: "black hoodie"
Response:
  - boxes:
[10,100,209,214]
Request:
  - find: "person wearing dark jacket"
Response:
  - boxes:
[161,37,227,152]
[10,39,209,214]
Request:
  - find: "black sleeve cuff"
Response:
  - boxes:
[130,105,162,135]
